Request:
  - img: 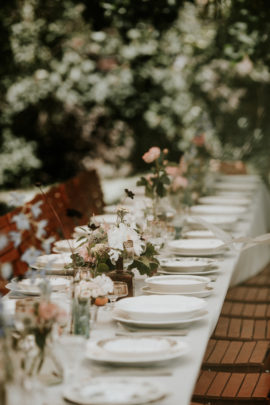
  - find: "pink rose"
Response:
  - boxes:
[166,166,179,177]
[172,176,188,192]
[192,133,205,147]
[38,302,59,321]
[142,147,161,163]
[79,245,94,262]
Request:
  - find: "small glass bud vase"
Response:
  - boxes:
[72,296,90,338]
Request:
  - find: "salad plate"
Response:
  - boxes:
[214,182,258,192]
[53,239,82,253]
[32,253,72,271]
[157,267,220,276]
[159,257,217,271]
[186,215,238,230]
[86,337,189,365]
[63,378,167,405]
[145,275,210,293]
[183,230,215,239]
[7,276,70,295]
[90,214,117,224]
[190,205,246,216]
[141,285,213,298]
[198,195,250,206]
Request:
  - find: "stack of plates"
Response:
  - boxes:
[186,215,237,230]
[198,195,251,206]
[7,276,70,296]
[218,174,260,184]
[53,239,82,253]
[214,182,257,192]
[113,295,208,328]
[33,253,73,273]
[86,336,189,365]
[183,230,215,239]
[190,205,246,216]
[167,239,226,257]
[143,275,212,298]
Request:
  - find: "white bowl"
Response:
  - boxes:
[114,295,206,321]
[145,275,210,293]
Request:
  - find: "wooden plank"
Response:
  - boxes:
[193,371,216,396]
[253,320,266,340]
[237,373,260,398]
[242,303,255,317]
[221,301,232,316]
[249,341,269,365]
[230,302,244,317]
[254,304,267,318]
[252,373,270,398]
[221,341,242,364]
[245,288,258,301]
[266,320,270,339]
[228,318,241,338]
[235,341,256,364]
[266,305,270,318]
[207,340,230,364]
[206,372,231,397]
[256,288,270,302]
[214,317,230,339]
[226,287,246,301]
[203,339,216,362]
[240,319,254,340]
[221,373,245,398]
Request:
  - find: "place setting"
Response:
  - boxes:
[6,276,71,296]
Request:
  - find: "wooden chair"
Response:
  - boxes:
[192,371,270,404]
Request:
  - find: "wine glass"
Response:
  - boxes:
[107,281,128,309]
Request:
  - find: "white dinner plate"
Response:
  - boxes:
[190,205,246,216]
[214,182,258,191]
[52,239,82,253]
[168,239,226,256]
[157,268,220,276]
[183,230,216,239]
[113,310,208,329]
[91,214,117,224]
[159,257,217,271]
[33,253,72,270]
[114,295,206,322]
[218,174,260,183]
[142,285,214,298]
[63,378,167,405]
[198,195,251,206]
[86,337,189,365]
[186,215,238,230]
[7,276,70,295]
[145,275,210,293]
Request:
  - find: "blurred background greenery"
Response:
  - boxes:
[0,0,269,189]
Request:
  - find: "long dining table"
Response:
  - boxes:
[4,178,270,405]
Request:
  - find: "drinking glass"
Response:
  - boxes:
[107,281,128,308]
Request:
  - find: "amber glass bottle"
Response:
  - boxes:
[108,257,134,297]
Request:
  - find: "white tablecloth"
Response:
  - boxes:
[4,181,270,405]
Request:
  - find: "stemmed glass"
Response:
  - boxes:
[107,281,128,309]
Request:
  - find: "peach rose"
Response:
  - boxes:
[78,245,95,263]
[142,147,161,163]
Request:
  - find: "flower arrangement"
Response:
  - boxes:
[70,207,159,277]
[75,275,113,304]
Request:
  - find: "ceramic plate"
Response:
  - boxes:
[159,257,217,271]
[157,268,220,276]
[52,239,82,253]
[73,225,90,237]
[168,239,226,256]
[63,378,167,405]
[198,195,250,206]
[85,337,189,365]
[190,205,246,216]
[7,276,70,295]
[142,285,213,298]
[186,215,238,230]
[114,295,206,322]
[145,275,210,293]
[218,174,260,183]
[91,214,117,224]
[33,253,72,270]
[113,310,208,329]
[214,182,257,191]
[183,230,216,239]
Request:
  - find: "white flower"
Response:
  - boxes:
[31,201,43,218]
[0,234,9,250]
[9,231,21,248]
[12,213,30,231]
[36,219,48,239]
[21,247,42,266]
[75,275,113,299]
